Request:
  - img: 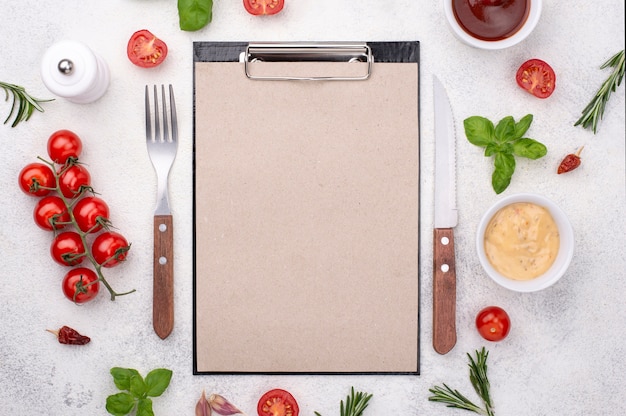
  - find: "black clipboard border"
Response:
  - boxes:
[192,41,421,376]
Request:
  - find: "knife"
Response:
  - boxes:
[432,76,458,355]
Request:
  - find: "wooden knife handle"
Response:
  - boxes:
[153,214,174,339]
[433,228,457,354]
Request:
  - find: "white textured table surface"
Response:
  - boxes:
[1,1,625,415]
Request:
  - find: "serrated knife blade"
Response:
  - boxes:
[432,76,457,355]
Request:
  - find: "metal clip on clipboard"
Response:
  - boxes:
[242,42,373,81]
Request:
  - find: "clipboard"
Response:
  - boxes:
[193,41,420,375]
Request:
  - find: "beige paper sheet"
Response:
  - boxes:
[194,60,419,373]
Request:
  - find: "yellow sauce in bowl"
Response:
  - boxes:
[484,202,559,280]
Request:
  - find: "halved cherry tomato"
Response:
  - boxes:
[476,306,511,342]
[516,59,556,99]
[33,196,70,231]
[244,0,284,16]
[257,389,299,416]
[18,162,55,196]
[51,231,86,266]
[58,164,91,198]
[62,267,99,303]
[127,29,168,68]
[73,196,110,233]
[47,129,82,164]
[92,231,130,267]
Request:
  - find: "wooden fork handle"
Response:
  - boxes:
[433,227,457,354]
[153,214,174,339]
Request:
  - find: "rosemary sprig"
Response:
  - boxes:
[428,384,490,415]
[574,49,625,134]
[468,348,494,414]
[315,387,373,416]
[1,81,53,127]
[429,347,496,416]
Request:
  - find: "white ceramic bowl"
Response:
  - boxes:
[443,0,542,50]
[476,193,574,292]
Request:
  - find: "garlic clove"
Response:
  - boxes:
[209,393,245,415]
[196,390,212,416]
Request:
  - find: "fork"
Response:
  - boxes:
[145,84,178,339]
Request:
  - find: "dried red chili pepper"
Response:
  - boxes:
[557,146,584,174]
[47,325,91,345]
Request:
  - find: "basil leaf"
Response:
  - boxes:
[111,368,141,391]
[513,114,533,140]
[106,392,136,416]
[464,116,495,147]
[484,143,498,157]
[512,138,547,160]
[494,116,515,143]
[137,398,155,416]
[178,0,213,32]
[145,368,173,397]
[485,142,514,157]
[130,374,147,398]
[465,113,546,194]
[492,152,516,194]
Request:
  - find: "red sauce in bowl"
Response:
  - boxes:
[452,0,530,41]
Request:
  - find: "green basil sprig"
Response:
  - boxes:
[178,0,213,31]
[106,367,173,416]
[464,114,547,194]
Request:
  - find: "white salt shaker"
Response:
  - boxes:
[41,40,110,104]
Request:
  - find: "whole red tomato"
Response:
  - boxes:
[33,196,70,231]
[73,196,110,233]
[92,231,130,267]
[62,267,100,303]
[51,231,86,266]
[18,162,55,196]
[257,389,299,416]
[244,0,284,15]
[476,306,511,341]
[47,129,83,164]
[58,164,91,198]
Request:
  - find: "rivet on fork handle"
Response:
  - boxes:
[153,214,174,339]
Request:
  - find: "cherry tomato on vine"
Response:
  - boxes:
[62,267,100,303]
[127,29,168,68]
[257,389,299,416]
[18,162,55,196]
[92,231,130,268]
[244,0,284,16]
[33,196,70,231]
[73,196,110,233]
[516,59,556,99]
[57,164,91,198]
[47,129,83,164]
[476,306,511,342]
[51,231,86,266]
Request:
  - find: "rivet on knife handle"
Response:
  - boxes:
[433,228,456,354]
[153,214,174,339]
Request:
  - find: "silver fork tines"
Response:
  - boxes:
[145,84,178,215]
